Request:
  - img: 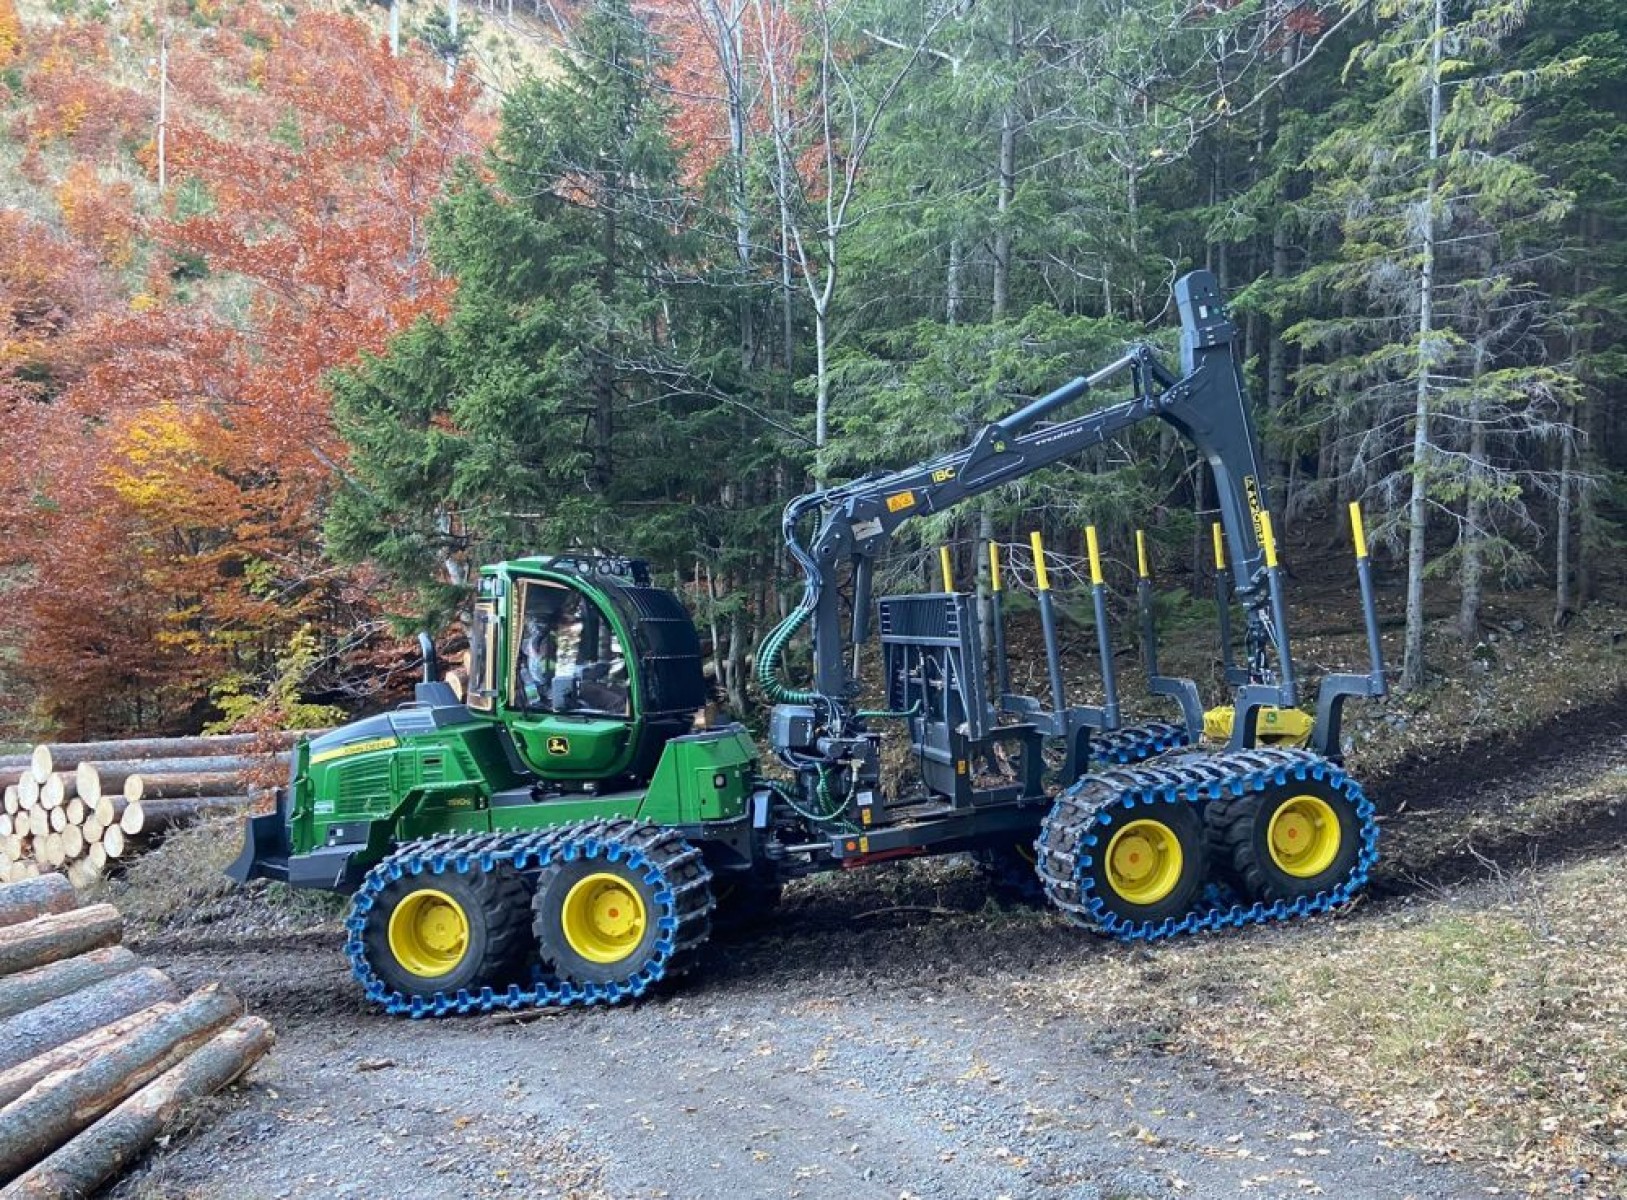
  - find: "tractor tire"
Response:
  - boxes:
[532,821,712,988]
[1208,775,1362,903]
[359,866,533,1000]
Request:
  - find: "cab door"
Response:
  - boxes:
[503,578,636,780]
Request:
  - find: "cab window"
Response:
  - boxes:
[510,581,630,718]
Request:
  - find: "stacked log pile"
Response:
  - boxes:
[0,874,274,1198]
[0,732,315,886]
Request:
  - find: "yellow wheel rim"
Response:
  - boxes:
[1267,794,1342,878]
[1103,819,1184,907]
[387,888,471,979]
[561,872,648,964]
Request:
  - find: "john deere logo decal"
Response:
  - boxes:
[546,735,570,756]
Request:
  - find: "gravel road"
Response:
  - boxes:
[120,872,1492,1200]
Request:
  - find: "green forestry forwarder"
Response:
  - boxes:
[228,271,1390,1017]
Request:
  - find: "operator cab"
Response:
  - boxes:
[467,556,708,787]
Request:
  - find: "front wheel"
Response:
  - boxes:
[359,866,533,999]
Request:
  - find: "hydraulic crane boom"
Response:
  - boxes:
[769,270,1294,739]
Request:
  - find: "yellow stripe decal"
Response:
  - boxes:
[310,736,398,766]
[1260,511,1279,570]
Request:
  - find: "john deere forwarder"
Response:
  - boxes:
[229,272,1390,1017]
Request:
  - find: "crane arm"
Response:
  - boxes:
[776,270,1282,707]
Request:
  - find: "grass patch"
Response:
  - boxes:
[1027,850,1627,1198]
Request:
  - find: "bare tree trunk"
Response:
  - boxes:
[1402,0,1445,692]
[1458,351,1487,644]
[946,239,962,327]
[1555,401,1575,626]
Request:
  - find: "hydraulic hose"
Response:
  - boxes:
[756,492,827,706]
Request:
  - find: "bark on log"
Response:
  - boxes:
[0,904,122,979]
[0,946,139,1022]
[0,967,177,1073]
[0,1015,273,1200]
[0,985,240,1180]
[124,797,252,833]
[78,755,270,782]
[0,875,76,931]
[0,731,320,773]
[108,772,246,801]
[0,1002,176,1108]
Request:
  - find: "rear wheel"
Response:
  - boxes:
[360,867,532,999]
[532,821,712,989]
[1210,779,1361,902]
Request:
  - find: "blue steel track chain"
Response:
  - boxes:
[1036,746,1378,941]
[344,819,712,1018]
[1090,719,1192,766]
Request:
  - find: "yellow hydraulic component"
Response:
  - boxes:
[1030,531,1051,590]
[561,872,648,964]
[1103,819,1184,906]
[1203,704,1315,747]
[1266,794,1342,878]
[1084,525,1105,586]
[989,542,1003,591]
[1135,529,1150,580]
[387,888,471,979]
[939,545,954,592]
[1260,510,1279,569]
[1349,500,1369,559]
[1211,522,1225,570]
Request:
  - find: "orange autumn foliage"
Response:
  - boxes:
[0,3,482,738]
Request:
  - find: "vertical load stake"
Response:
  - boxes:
[939,545,954,593]
[1030,531,1067,714]
[1084,526,1120,729]
[1136,528,1204,739]
[1136,529,1158,676]
[989,542,1011,700]
[1350,502,1387,691]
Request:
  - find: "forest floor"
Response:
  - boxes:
[96,675,1627,1200]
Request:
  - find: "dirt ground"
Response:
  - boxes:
[99,694,1627,1200]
